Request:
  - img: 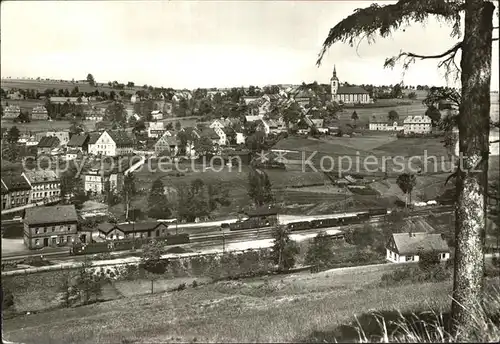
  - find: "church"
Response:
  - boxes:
[330,66,372,104]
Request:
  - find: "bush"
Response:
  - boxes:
[2,286,15,310]
[305,232,335,272]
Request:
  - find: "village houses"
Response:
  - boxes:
[98,222,170,240]
[147,121,166,138]
[37,136,60,156]
[1,175,31,210]
[368,116,403,131]
[154,132,180,156]
[87,130,134,157]
[386,232,450,263]
[81,158,131,194]
[31,105,49,120]
[23,204,89,250]
[2,105,21,119]
[403,115,432,134]
[67,134,89,153]
[21,169,61,203]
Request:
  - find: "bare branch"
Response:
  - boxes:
[384,41,462,84]
[490,140,500,144]
[316,0,464,66]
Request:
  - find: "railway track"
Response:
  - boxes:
[2,206,454,262]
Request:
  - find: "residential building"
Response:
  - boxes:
[213,127,227,146]
[200,127,222,146]
[1,175,32,209]
[147,121,166,138]
[45,131,70,146]
[245,115,262,123]
[258,119,280,135]
[84,107,105,121]
[209,118,232,130]
[67,134,89,153]
[155,132,180,156]
[180,127,201,158]
[386,232,450,263]
[65,148,83,161]
[403,115,432,134]
[23,205,82,249]
[31,105,49,120]
[2,105,21,119]
[22,169,61,203]
[368,116,402,131]
[151,110,163,120]
[330,66,372,104]
[88,130,134,157]
[81,158,131,194]
[37,136,60,156]
[98,222,170,240]
[26,136,39,147]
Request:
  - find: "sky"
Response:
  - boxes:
[1,0,499,90]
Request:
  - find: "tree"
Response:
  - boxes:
[127,81,135,88]
[175,121,182,131]
[305,231,335,272]
[18,111,30,123]
[283,101,302,126]
[60,163,78,198]
[317,4,497,333]
[6,126,20,143]
[69,118,84,137]
[141,240,167,295]
[74,258,104,305]
[391,83,403,98]
[247,167,274,207]
[86,73,95,86]
[177,179,210,222]
[351,110,359,122]
[193,136,215,158]
[147,178,171,219]
[408,91,417,99]
[122,173,136,220]
[425,105,442,126]
[271,225,299,271]
[396,173,417,208]
[387,110,399,122]
[105,101,127,126]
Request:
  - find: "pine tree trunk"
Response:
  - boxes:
[451,0,493,339]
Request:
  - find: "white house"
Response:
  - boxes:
[368,116,403,131]
[403,115,432,134]
[209,118,231,130]
[147,122,166,138]
[213,127,227,146]
[151,110,163,120]
[386,232,450,263]
[88,130,134,157]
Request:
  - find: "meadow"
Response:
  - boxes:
[1,119,97,132]
[1,78,142,94]
[3,260,498,344]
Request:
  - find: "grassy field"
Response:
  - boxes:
[1,78,142,94]
[1,119,97,132]
[3,261,498,344]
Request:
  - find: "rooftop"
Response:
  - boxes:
[23,169,59,184]
[25,205,78,225]
[37,136,60,148]
[391,232,450,256]
[1,175,31,191]
[67,134,89,147]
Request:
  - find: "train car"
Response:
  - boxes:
[356,212,370,221]
[311,217,340,229]
[287,221,311,231]
[368,208,388,216]
[339,215,359,225]
[229,217,270,231]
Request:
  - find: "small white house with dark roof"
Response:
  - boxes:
[386,232,450,263]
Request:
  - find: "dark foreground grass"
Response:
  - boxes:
[3,259,499,344]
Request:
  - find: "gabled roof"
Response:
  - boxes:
[25,205,78,225]
[88,132,101,144]
[23,169,59,184]
[99,221,168,234]
[107,130,134,147]
[245,115,262,122]
[390,233,450,256]
[403,115,432,124]
[1,175,31,191]
[37,136,60,148]
[337,86,369,95]
[67,134,89,147]
[200,127,220,140]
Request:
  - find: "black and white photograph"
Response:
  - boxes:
[1,0,499,343]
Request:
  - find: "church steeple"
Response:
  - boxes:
[331,65,339,96]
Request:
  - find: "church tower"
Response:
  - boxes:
[330,65,339,98]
